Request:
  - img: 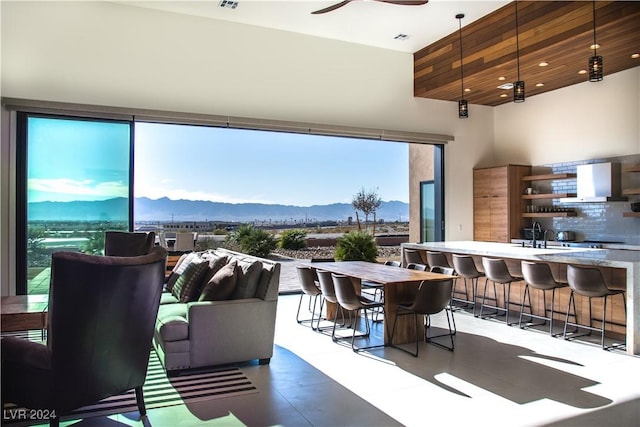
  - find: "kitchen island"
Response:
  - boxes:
[401,241,640,355]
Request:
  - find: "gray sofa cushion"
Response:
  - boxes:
[199,259,238,301]
[166,252,200,292]
[156,304,189,342]
[231,258,263,299]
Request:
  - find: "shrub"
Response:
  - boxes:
[226,224,276,258]
[334,231,378,262]
[279,229,307,250]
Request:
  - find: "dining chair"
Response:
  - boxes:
[519,261,569,336]
[104,231,155,257]
[331,273,385,352]
[174,232,196,252]
[406,263,428,271]
[361,260,401,322]
[316,269,348,341]
[295,266,323,330]
[389,278,456,356]
[563,264,626,350]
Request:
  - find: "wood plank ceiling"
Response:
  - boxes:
[414,1,640,107]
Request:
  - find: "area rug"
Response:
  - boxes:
[3,351,258,424]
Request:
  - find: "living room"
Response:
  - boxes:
[1,2,639,426]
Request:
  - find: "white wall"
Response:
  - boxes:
[494,68,640,165]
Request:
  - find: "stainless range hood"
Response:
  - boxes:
[560,162,628,203]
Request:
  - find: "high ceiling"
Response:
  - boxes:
[120,1,640,107]
[414,1,640,106]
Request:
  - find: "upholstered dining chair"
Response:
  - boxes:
[406,262,428,271]
[361,260,401,322]
[173,232,196,252]
[104,230,156,256]
[316,269,347,341]
[332,273,385,352]
[1,246,167,427]
[296,266,323,330]
[389,278,456,356]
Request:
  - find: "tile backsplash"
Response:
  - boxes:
[528,154,640,245]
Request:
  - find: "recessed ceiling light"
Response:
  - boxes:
[590,43,600,50]
[497,82,514,90]
[464,88,471,92]
[394,34,410,40]
[218,0,238,9]
[536,83,544,87]
[632,53,640,59]
[500,94,508,98]
[538,61,549,67]
[498,76,506,81]
[578,69,588,75]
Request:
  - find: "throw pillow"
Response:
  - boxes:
[199,260,238,301]
[165,252,200,292]
[171,260,210,303]
[231,259,263,299]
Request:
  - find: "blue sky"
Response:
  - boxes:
[27,117,409,206]
[134,122,408,206]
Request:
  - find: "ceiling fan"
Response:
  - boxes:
[311,0,429,15]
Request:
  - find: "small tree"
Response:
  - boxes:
[351,187,382,234]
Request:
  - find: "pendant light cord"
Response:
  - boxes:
[515,0,520,80]
[458,16,464,99]
[592,0,597,55]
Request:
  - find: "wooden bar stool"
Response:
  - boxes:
[563,264,626,350]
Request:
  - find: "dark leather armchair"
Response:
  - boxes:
[1,246,167,426]
[104,231,156,257]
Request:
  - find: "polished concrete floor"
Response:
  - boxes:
[53,290,640,427]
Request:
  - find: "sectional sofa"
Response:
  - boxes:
[152,248,280,372]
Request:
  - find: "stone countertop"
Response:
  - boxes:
[401,240,640,355]
[402,241,640,268]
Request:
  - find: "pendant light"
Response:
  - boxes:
[456,13,468,118]
[589,0,603,82]
[513,0,525,103]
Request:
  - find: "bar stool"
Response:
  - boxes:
[404,249,424,267]
[564,264,626,350]
[519,261,569,336]
[426,251,451,269]
[452,254,484,316]
[480,257,520,325]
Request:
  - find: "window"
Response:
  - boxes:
[17,114,132,294]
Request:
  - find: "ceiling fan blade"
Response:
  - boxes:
[311,1,351,15]
[375,0,429,6]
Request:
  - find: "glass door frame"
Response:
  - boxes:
[419,144,444,242]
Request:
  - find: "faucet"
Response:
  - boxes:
[543,229,556,249]
[531,221,543,248]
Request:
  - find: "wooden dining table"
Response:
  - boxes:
[304,261,455,345]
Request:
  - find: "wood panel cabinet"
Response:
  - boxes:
[473,165,531,242]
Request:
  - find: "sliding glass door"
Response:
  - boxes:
[17,114,132,294]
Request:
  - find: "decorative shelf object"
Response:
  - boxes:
[522,173,576,181]
[523,193,576,200]
[622,165,640,173]
[622,212,640,218]
[522,212,577,218]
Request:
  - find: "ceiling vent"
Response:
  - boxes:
[219,0,238,9]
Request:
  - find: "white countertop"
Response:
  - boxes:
[402,241,640,269]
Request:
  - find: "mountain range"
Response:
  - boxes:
[28,197,409,223]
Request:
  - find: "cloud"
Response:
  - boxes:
[28,178,128,202]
